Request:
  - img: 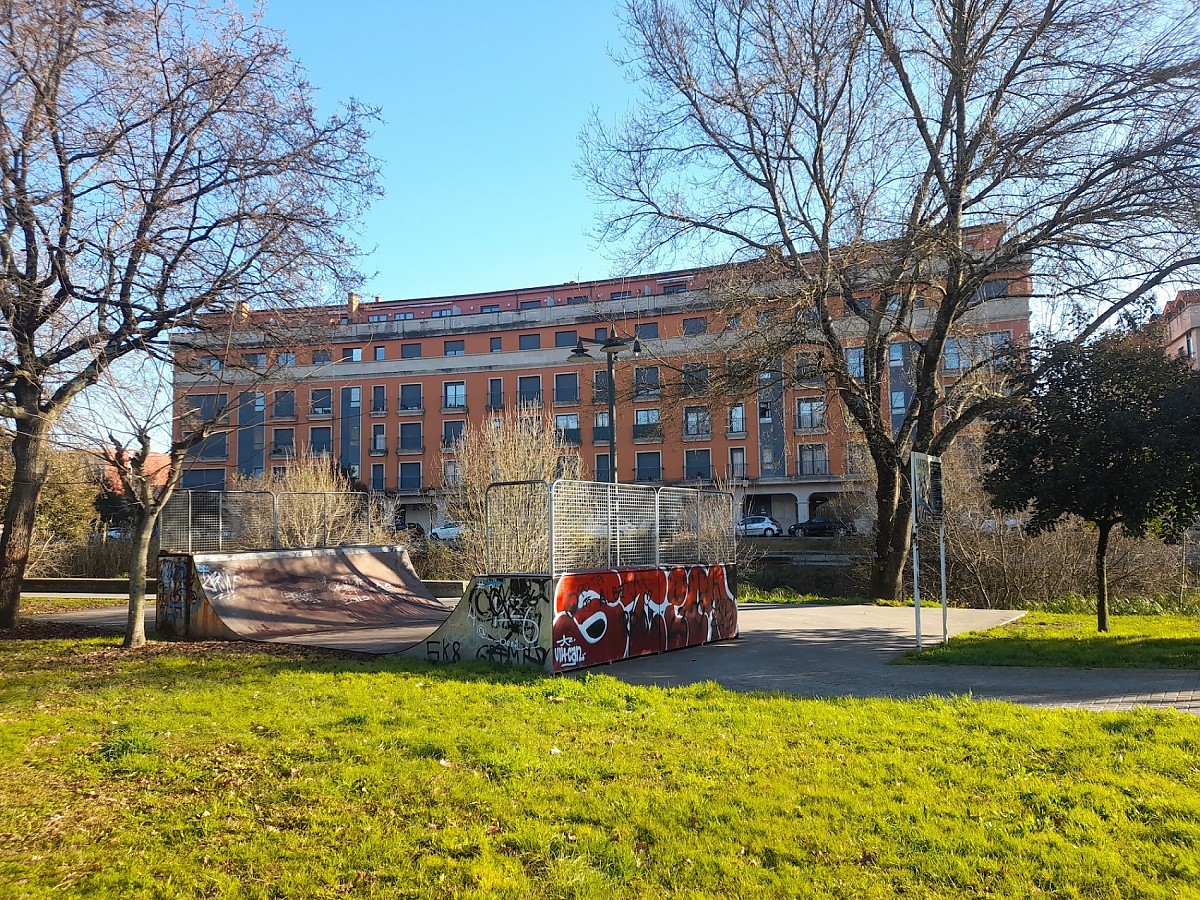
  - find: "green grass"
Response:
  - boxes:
[1,634,1199,898]
[903,612,1200,669]
[19,596,127,615]
[737,586,867,605]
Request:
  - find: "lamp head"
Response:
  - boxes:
[569,342,593,360]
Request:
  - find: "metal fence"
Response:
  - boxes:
[484,479,735,575]
[160,490,378,552]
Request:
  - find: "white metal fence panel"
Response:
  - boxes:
[484,479,736,576]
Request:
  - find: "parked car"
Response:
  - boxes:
[583,517,639,538]
[429,522,465,541]
[735,515,783,537]
[789,517,854,537]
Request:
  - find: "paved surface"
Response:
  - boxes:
[27,601,1200,714]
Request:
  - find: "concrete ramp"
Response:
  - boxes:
[157,547,452,646]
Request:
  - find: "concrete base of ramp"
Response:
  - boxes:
[156,546,452,645]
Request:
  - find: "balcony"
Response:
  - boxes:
[632,423,662,442]
[555,427,581,446]
[517,391,543,405]
[486,392,505,411]
[592,425,612,443]
[553,388,579,405]
[682,429,712,443]
[396,442,424,456]
[397,403,423,416]
[368,442,388,457]
[396,477,423,493]
[309,407,333,419]
[441,401,467,414]
[270,444,295,458]
[369,404,387,418]
[634,466,663,483]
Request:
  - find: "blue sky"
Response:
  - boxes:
[265,1,645,301]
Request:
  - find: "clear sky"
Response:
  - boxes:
[262,1,646,302]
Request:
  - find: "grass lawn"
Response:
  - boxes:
[901,613,1200,670]
[19,596,128,616]
[2,630,1199,898]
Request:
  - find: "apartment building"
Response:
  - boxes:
[173,258,1031,530]
[1164,289,1200,371]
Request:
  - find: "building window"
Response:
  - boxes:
[728,404,746,435]
[634,366,660,398]
[242,352,266,368]
[345,386,361,409]
[370,423,387,455]
[490,336,502,352]
[519,299,541,310]
[432,308,458,318]
[399,383,422,411]
[393,312,414,321]
[399,422,423,452]
[398,461,421,491]
[567,295,589,304]
[847,442,870,476]
[635,451,661,482]
[682,365,708,396]
[342,347,362,362]
[594,453,612,482]
[309,426,333,455]
[278,352,296,367]
[593,410,611,442]
[633,408,660,441]
[554,330,578,348]
[401,343,421,359]
[610,290,632,300]
[683,406,711,438]
[593,369,612,401]
[373,346,386,361]
[370,385,387,414]
[268,390,293,419]
[519,333,541,351]
[845,347,864,379]
[487,378,504,410]
[443,459,462,487]
[442,420,465,448]
[481,304,500,313]
[443,382,466,410]
[973,280,1008,301]
[517,375,542,404]
[685,449,712,479]
[555,413,580,445]
[635,322,659,339]
[370,463,385,491]
[310,389,332,417]
[367,314,387,323]
[199,355,222,371]
[796,398,826,431]
[682,316,708,335]
[798,444,829,476]
[553,372,578,404]
[729,447,746,479]
[594,327,607,342]
[758,402,773,423]
[189,432,228,462]
[312,349,332,365]
[662,282,688,295]
[444,339,465,356]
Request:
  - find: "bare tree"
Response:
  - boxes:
[582,0,1200,598]
[0,0,380,627]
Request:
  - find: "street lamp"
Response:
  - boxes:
[568,327,641,483]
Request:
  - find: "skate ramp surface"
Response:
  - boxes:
[157,546,451,645]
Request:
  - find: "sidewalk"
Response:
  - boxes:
[26,602,1200,714]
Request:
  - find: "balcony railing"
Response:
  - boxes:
[398,401,423,415]
[517,391,543,404]
[396,477,423,492]
[553,389,579,404]
[555,427,581,446]
[396,442,424,455]
[632,423,662,442]
[309,407,333,418]
[634,466,663,482]
[369,404,387,417]
[592,425,612,443]
[269,444,295,458]
[441,400,467,413]
[368,442,388,456]
[683,429,712,442]
[487,392,504,411]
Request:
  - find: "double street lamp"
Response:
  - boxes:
[568,327,641,483]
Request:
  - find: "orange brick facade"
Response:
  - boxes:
[174,263,1031,531]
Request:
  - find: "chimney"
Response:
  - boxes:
[347,292,360,314]
[235,299,250,323]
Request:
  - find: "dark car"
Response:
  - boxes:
[789,517,854,537]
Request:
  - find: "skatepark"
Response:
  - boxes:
[153,479,741,672]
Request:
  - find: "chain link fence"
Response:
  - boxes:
[484,479,735,575]
[160,490,382,552]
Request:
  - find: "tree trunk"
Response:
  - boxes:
[867,462,912,600]
[123,511,158,649]
[1095,521,1112,633]
[0,418,54,629]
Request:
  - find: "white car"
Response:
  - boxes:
[429,522,465,541]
